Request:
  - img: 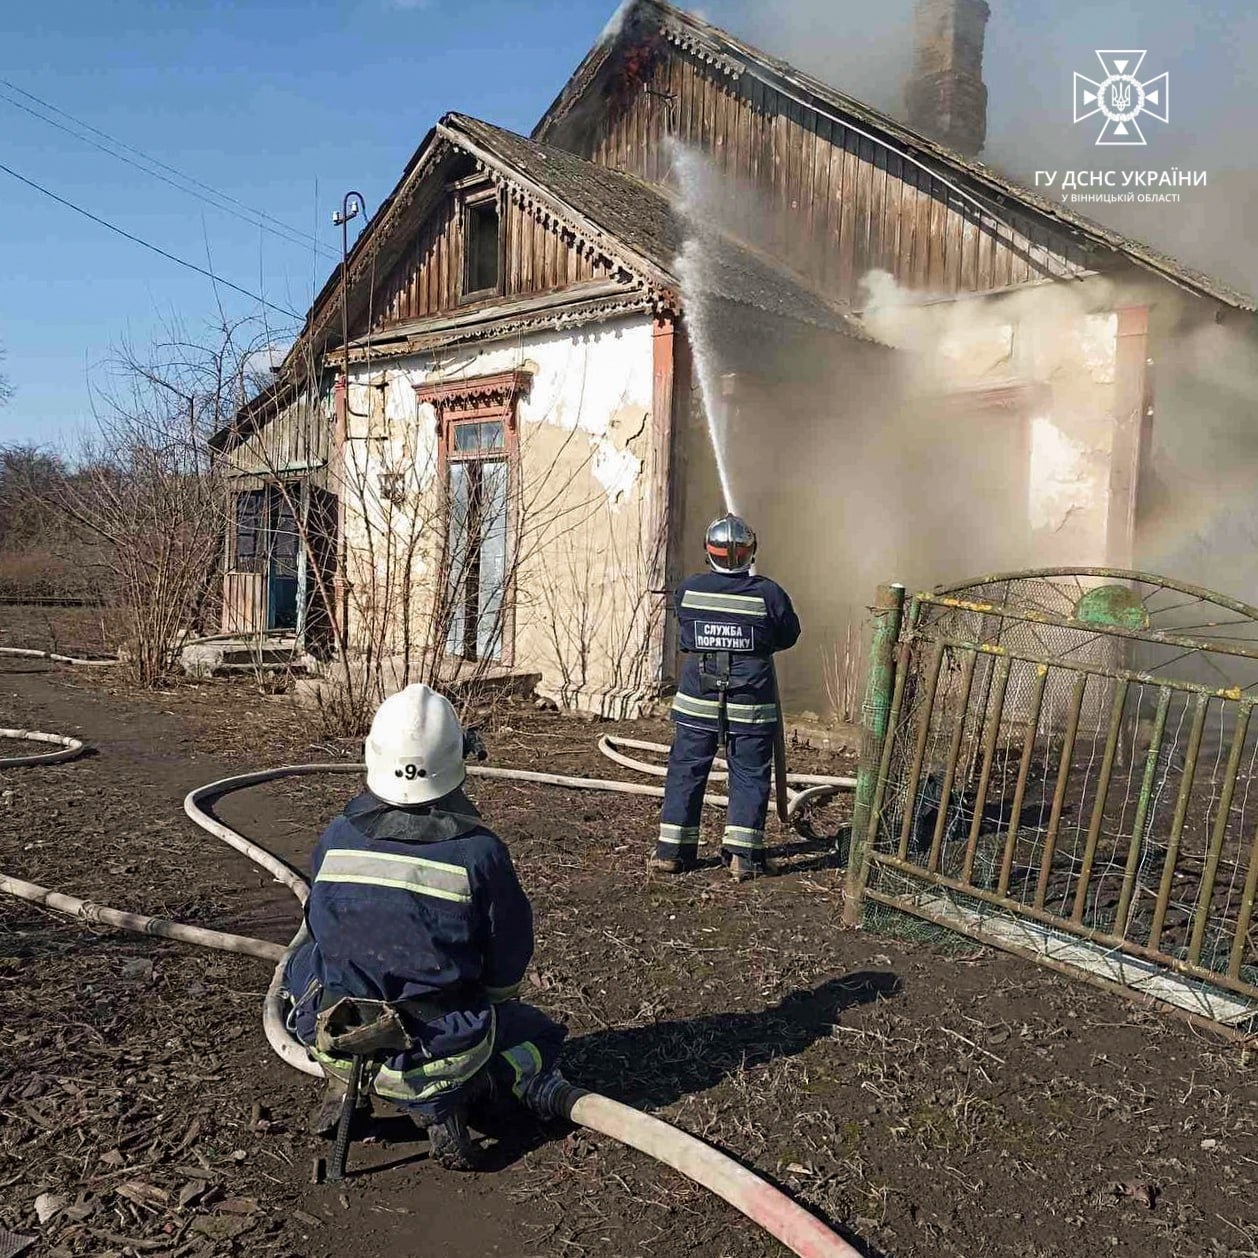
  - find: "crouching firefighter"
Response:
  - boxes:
[282,684,572,1171]
[654,514,801,881]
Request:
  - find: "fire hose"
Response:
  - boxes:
[0,728,859,1258]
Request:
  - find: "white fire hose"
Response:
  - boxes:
[1,724,860,1258]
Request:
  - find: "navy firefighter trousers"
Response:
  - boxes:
[656,723,775,867]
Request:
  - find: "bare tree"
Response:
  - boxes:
[0,341,13,408]
[46,319,266,685]
[0,445,85,601]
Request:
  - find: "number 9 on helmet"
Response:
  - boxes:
[365,684,467,806]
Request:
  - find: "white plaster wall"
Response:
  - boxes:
[862,275,1121,573]
[339,315,660,712]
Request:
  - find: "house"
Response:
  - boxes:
[210,0,1258,717]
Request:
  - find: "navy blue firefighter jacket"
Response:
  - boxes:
[672,570,801,730]
[283,787,533,1108]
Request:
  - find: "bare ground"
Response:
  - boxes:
[1,607,1257,1258]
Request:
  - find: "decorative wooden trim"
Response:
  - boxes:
[416,368,532,434]
[658,17,743,79]
[418,370,529,670]
[337,285,659,364]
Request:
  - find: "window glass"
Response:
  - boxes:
[453,421,504,453]
[465,199,500,294]
[235,490,264,563]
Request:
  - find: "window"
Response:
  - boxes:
[233,490,265,571]
[444,416,510,662]
[452,420,504,455]
[415,371,530,665]
[463,194,501,298]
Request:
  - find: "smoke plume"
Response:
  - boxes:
[700,0,1258,295]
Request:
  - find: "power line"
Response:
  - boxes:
[0,160,301,320]
[0,87,335,261]
[0,77,339,262]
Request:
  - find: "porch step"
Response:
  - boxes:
[292,660,541,711]
[180,638,313,679]
[217,646,303,667]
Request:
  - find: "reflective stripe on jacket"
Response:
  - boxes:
[282,789,533,1103]
[672,570,801,729]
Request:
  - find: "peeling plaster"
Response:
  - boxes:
[1078,313,1119,385]
[1029,415,1106,534]
[592,439,643,506]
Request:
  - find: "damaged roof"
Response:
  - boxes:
[443,114,878,340]
[535,0,1257,314]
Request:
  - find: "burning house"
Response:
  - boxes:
[211,0,1258,717]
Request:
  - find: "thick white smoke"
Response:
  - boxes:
[698,0,1258,294]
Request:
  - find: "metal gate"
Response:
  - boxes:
[844,570,1258,1036]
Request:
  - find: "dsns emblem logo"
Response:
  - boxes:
[1073,51,1169,146]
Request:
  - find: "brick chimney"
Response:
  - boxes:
[905,0,991,157]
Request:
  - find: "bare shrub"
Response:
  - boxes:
[823,621,865,726]
[47,320,266,685]
[242,346,651,736]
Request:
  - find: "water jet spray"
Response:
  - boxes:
[672,144,740,517]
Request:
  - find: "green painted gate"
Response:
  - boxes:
[844,569,1258,1036]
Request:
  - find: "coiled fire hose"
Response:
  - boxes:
[0,724,859,1258]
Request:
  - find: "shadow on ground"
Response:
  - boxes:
[567,970,902,1107]
[343,972,902,1218]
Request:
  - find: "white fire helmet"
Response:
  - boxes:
[365,684,467,807]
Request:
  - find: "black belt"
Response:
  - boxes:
[318,985,481,1024]
[315,987,484,1057]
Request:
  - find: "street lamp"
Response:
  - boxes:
[332,192,366,408]
[330,192,365,640]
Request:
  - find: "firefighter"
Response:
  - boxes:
[282,684,570,1171]
[654,514,801,881]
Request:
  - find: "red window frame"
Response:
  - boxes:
[415,370,530,665]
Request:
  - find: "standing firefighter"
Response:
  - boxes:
[283,685,570,1171]
[655,514,801,880]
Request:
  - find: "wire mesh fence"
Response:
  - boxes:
[851,570,1258,1032]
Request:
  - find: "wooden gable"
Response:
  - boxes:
[371,160,620,332]
[537,10,1093,306]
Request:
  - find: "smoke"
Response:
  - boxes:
[669,136,1258,709]
[600,0,635,44]
[700,0,915,117]
[658,0,1258,704]
[697,0,1258,295]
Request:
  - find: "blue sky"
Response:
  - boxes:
[1,0,1253,444]
[0,0,622,443]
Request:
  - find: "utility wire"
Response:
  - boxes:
[0,77,338,262]
[0,160,301,320]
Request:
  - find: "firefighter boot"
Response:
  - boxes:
[649,856,694,875]
[308,1077,370,1138]
[728,854,772,883]
[423,1106,482,1172]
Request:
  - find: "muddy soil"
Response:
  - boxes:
[1,610,1256,1258]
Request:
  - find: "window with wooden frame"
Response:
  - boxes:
[232,489,266,573]
[416,371,529,664]
[461,187,503,301]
